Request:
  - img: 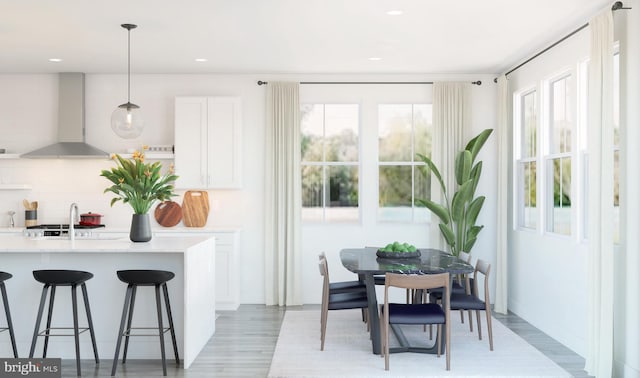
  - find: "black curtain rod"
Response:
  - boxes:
[494,1,630,82]
[257,80,482,86]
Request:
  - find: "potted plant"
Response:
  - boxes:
[101,147,178,242]
[416,129,493,257]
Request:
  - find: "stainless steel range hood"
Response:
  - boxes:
[22,73,108,159]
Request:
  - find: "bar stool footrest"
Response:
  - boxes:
[123,326,173,337]
[37,327,91,337]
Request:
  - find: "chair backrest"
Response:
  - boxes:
[385,272,449,291]
[318,256,330,310]
[473,259,491,301]
[384,272,450,310]
[318,254,329,279]
[458,251,471,263]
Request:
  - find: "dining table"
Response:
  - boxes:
[339,247,474,355]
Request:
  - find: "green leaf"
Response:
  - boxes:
[466,225,483,241]
[416,153,446,196]
[455,150,472,185]
[463,237,477,252]
[451,180,473,222]
[465,129,493,162]
[416,199,450,224]
[470,161,483,196]
[465,196,485,226]
[439,223,456,247]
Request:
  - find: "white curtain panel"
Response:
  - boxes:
[585,9,614,377]
[494,75,509,315]
[432,82,470,250]
[264,82,303,306]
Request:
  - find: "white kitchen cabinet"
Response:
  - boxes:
[211,230,240,310]
[174,97,242,189]
[152,228,241,311]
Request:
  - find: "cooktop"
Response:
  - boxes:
[27,224,105,229]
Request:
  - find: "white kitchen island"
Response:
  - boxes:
[0,234,215,369]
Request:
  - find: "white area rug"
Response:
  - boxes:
[268,309,570,378]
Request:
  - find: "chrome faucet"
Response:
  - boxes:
[69,203,79,241]
[8,211,15,228]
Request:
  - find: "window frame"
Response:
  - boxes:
[300,103,361,224]
[543,70,575,237]
[376,103,432,224]
[514,87,539,231]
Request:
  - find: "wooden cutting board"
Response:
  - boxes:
[182,190,210,227]
[154,201,183,227]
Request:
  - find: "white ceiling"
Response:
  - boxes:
[0,0,614,74]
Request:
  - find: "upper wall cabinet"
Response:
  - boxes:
[174,96,242,189]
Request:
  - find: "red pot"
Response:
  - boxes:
[80,212,103,226]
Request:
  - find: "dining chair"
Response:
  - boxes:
[381,272,451,371]
[319,252,369,324]
[318,256,369,351]
[319,252,366,294]
[430,259,494,351]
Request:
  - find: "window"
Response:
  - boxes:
[377,104,432,222]
[516,90,538,229]
[301,104,359,222]
[546,74,573,235]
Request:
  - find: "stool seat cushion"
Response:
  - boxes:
[0,271,12,282]
[117,270,175,285]
[33,270,93,285]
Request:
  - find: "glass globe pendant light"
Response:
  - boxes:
[111,23,144,139]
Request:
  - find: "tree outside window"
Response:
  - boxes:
[378,104,432,222]
[301,104,359,222]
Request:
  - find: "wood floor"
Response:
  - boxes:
[59,304,591,377]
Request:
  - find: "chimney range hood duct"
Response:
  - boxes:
[22,73,108,159]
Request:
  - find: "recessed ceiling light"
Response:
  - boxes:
[368,57,382,61]
[194,58,208,62]
[48,58,62,62]
[386,10,403,16]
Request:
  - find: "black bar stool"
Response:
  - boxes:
[111,270,179,377]
[0,271,18,358]
[29,270,99,376]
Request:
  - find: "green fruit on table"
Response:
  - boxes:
[380,242,418,253]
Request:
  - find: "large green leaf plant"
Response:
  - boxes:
[101,150,179,214]
[416,129,493,257]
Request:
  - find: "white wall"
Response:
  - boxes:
[0,72,497,308]
[507,28,591,356]
[508,8,640,376]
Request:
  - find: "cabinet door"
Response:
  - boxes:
[207,97,242,188]
[213,231,239,310]
[175,97,208,189]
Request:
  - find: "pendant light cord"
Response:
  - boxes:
[120,23,137,105]
[127,26,131,103]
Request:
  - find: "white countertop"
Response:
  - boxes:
[0,226,240,233]
[0,234,213,253]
